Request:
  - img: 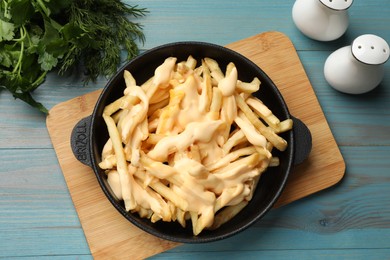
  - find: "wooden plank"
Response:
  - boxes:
[172,227,390,252]
[45,32,344,259]
[1,50,389,149]
[153,249,390,260]
[225,32,345,207]
[0,84,101,149]
[1,1,389,150]
[158,146,390,256]
[0,149,90,257]
[44,89,179,259]
[136,1,390,51]
[0,0,389,258]
[1,146,389,258]
[298,52,390,146]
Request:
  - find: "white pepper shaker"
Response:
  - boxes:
[324,34,390,94]
[292,0,353,41]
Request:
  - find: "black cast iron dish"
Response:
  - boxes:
[71,42,312,243]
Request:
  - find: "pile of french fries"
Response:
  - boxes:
[99,55,293,235]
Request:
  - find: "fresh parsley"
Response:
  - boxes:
[0,0,147,114]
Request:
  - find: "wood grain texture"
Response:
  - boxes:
[1,147,389,258]
[153,147,390,258]
[297,52,390,146]
[1,0,389,259]
[0,0,388,150]
[0,149,90,257]
[45,32,344,259]
[135,1,389,51]
[47,92,179,260]
[226,32,345,207]
[151,249,390,260]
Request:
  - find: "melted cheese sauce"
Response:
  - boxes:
[218,67,237,96]
[148,58,266,217]
[103,57,270,232]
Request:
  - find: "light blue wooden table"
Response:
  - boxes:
[1,1,389,259]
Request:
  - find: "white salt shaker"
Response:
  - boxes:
[324,34,390,94]
[292,0,353,41]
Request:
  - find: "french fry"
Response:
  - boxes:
[207,146,257,172]
[146,133,165,145]
[120,104,144,143]
[269,157,280,167]
[194,207,214,236]
[189,144,202,162]
[103,95,138,116]
[254,145,273,161]
[134,170,188,212]
[218,64,237,96]
[111,109,125,124]
[106,170,122,199]
[135,205,153,219]
[132,176,171,222]
[266,141,274,152]
[225,62,235,76]
[147,118,159,133]
[140,153,178,180]
[123,70,137,93]
[140,76,154,93]
[103,114,136,211]
[125,119,148,165]
[236,77,261,94]
[149,87,170,104]
[115,108,130,135]
[234,113,267,148]
[204,57,224,82]
[148,99,170,118]
[221,95,237,126]
[156,89,185,134]
[235,93,288,151]
[198,60,213,113]
[176,207,187,228]
[176,62,190,77]
[222,129,246,155]
[152,57,177,87]
[214,185,244,212]
[98,154,117,169]
[246,97,280,131]
[275,118,294,134]
[210,201,248,230]
[120,77,149,144]
[244,175,259,202]
[151,213,162,223]
[101,138,113,160]
[185,55,197,70]
[99,55,294,236]
[208,87,222,120]
[213,153,260,177]
[190,211,199,235]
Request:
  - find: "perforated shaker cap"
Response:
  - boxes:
[352,34,390,65]
[319,0,353,10]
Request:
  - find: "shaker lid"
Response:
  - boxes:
[352,34,390,65]
[319,0,353,11]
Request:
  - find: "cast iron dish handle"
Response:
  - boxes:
[291,116,312,165]
[71,115,93,167]
[70,115,312,167]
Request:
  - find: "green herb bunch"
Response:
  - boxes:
[0,0,147,113]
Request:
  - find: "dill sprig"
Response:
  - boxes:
[0,0,148,113]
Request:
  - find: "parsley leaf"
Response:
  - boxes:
[8,0,35,26]
[38,52,58,71]
[0,0,147,114]
[0,19,15,41]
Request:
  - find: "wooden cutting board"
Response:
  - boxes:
[46,31,345,260]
